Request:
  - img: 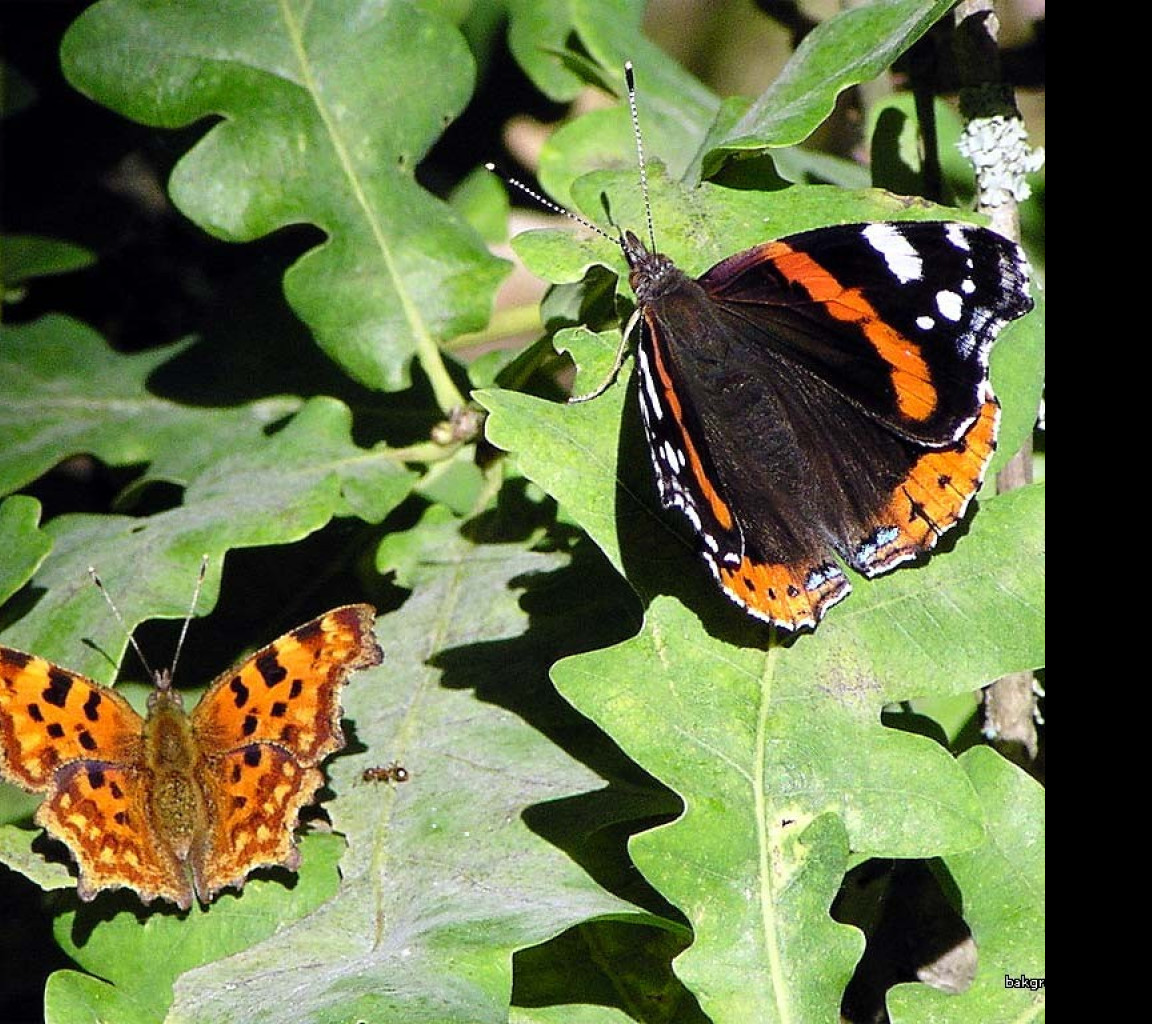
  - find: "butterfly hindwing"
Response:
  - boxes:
[192,744,325,902]
[37,760,194,908]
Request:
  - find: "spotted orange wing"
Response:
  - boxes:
[0,648,144,790]
[36,761,194,908]
[187,604,382,900]
[0,647,194,904]
[191,746,328,902]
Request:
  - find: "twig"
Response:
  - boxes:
[952,0,1044,765]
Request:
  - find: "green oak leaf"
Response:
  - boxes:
[61,0,508,391]
[888,747,1045,1023]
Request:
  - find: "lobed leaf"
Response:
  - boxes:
[0,396,415,678]
[61,0,508,391]
[887,747,1045,1022]
[0,316,300,498]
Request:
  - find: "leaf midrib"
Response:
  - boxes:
[277,0,461,411]
[755,642,793,1023]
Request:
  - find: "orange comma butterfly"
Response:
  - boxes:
[0,604,382,910]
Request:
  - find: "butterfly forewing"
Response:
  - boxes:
[0,650,144,790]
[191,604,381,764]
[697,222,1030,445]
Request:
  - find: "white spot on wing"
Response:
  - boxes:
[636,347,663,420]
[862,223,922,283]
[945,223,972,251]
[936,290,963,321]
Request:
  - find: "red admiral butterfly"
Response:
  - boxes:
[499,65,1035,632]
[622,217,1031,630]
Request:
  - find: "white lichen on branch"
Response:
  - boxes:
[957,114,1044,209]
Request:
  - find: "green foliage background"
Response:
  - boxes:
[1,2,1044,1022]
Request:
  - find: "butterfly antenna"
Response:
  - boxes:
[168,555,208,687]
[88,566,156,681]
[484,163,617,245]
[624,61,657,254]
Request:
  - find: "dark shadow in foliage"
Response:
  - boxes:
[19,457,140,526]
[0,864,76,1022]
[490,264,625,411]
[430,487,685,920]
[143,255,466,452]
[431,532,683,910]
[0,585,48,637]
[835,857,974,1024]
[881,704,953,748]
[431,499,703,1017]
[55,871,183,948]
[512,919,710,1024]
[426,23,568,196]
[542,265,624,337]
[123,520,388,696]
[870,106,944,205]
[709,152,792,192]
[1,0,220,353]
[57,857,307,950]
[465,476,567,548]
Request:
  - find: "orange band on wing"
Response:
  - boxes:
[860,394,1000,574]
[718,557,850,631]
[763,242,938,423]
[645,317,735,531]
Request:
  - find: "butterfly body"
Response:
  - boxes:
[620,220,1032,630]
[0,603,382,909]
[142,684,202,861]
